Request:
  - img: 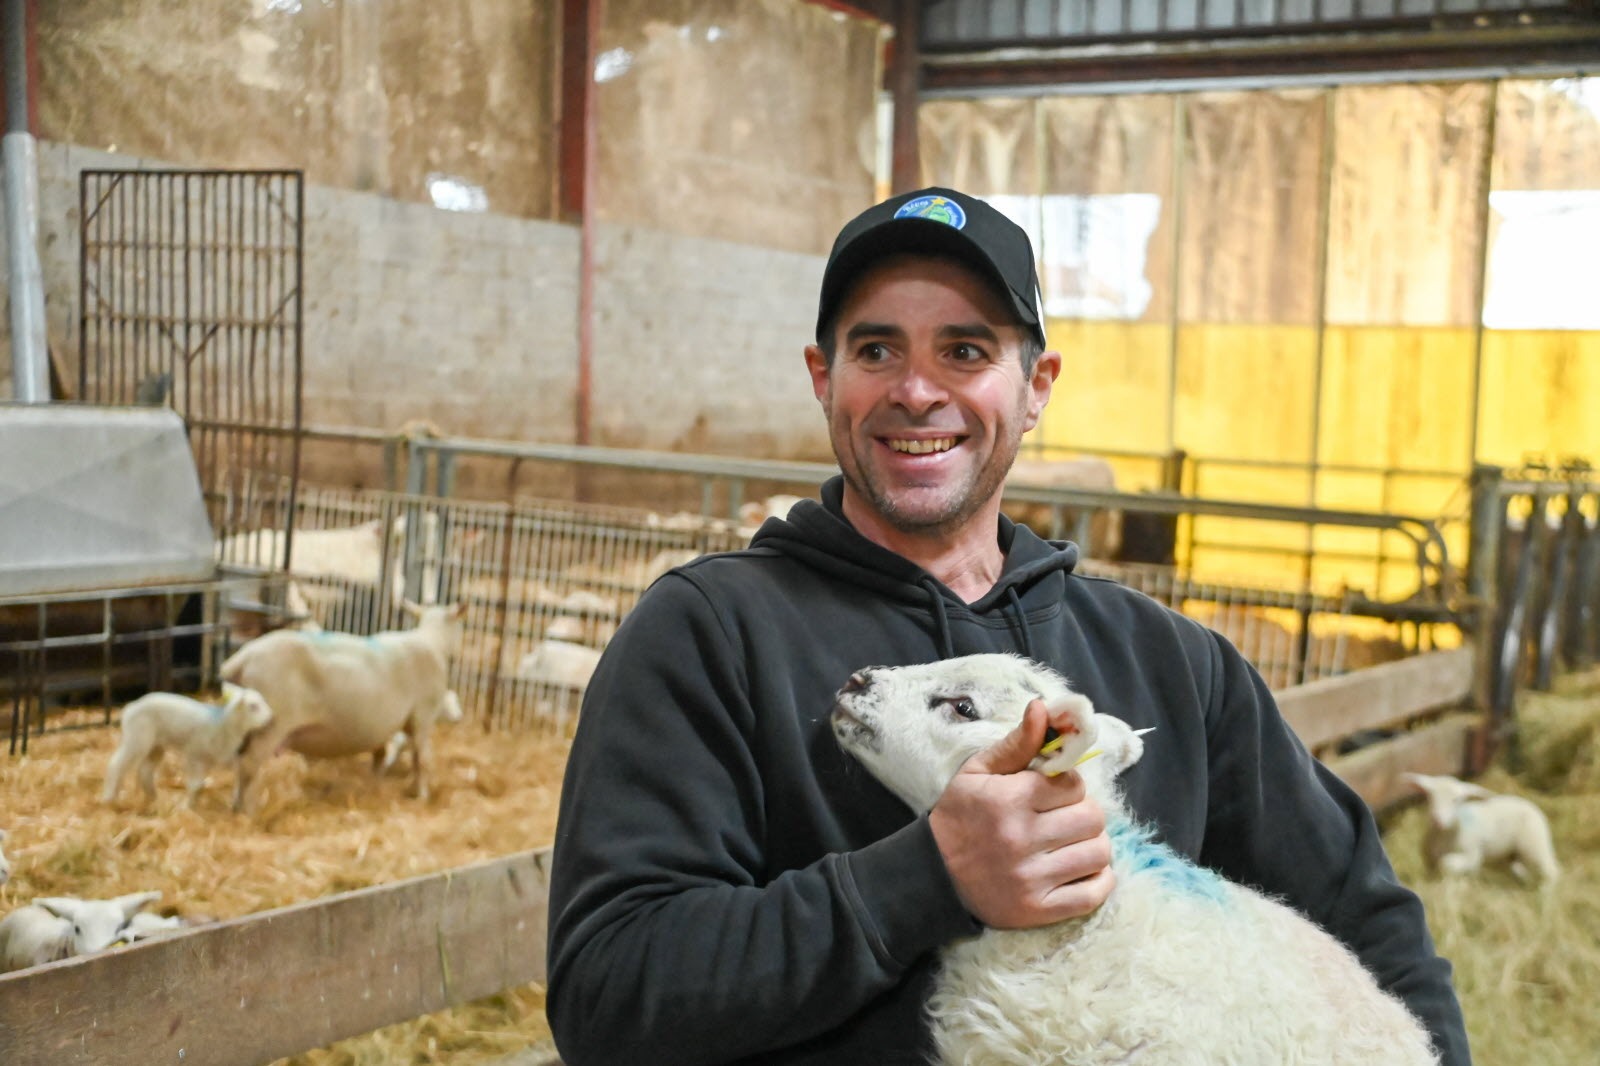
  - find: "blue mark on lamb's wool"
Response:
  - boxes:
[1108,815,1227,903]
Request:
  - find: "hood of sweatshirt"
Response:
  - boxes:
[748,475,1080,658]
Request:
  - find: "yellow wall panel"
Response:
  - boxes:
[1317,326,1476,471]
[1031,320,1172,467]
[1477,330,1600,467]
[1172,324,1319,463]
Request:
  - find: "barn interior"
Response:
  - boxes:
[1,2,1598,1064]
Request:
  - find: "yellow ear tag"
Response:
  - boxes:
[1037,735,1104,777]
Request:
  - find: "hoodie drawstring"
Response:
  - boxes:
[1005,586,1037,660]
[920,578,1037,661]
[920,578,956,658]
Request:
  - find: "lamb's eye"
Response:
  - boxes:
[950,697,978,721]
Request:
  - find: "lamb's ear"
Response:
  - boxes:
[1031,691,1097,775]
[220,681,244,709]
[1090,715,1149,776]
[400,599,424,619]
[1456,780,1497,802]
[36,897,88,921]
[115,891,162,919]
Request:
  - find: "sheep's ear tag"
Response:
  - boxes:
[1038,729,1105,777]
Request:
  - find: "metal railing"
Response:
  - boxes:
[1468,460,1600,762]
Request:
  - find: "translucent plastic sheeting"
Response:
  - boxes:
[1324,82,1493,329]
[594,0,884,255]
[37,0,557,220]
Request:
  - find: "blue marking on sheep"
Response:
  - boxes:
[1108,816,1226,902]
[305,630,376,646]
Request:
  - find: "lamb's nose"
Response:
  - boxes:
[842,670,871,693]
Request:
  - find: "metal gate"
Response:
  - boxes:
[77,169,305,559]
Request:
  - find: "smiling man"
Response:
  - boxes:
[545,188,1470,1066]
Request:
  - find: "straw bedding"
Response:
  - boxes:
[0,705,570,1065]
[6,668,1598,1066]
[1381,667,1600,1066]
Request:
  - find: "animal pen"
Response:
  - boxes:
[4,168,1599,1064]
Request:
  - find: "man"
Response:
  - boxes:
[546,187,1469,1065]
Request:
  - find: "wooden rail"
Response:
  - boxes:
[0,848,553,1066]
[0,650,1482,1064]
[1277,647,1480,811]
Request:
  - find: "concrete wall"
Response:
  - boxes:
[2,141,831,476]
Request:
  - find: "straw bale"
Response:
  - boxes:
[0,704,570,1063]
[1514,667,1600,794]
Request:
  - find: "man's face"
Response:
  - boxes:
[805,254,1058,540]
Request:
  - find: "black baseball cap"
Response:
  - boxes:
[815,187,1046,350]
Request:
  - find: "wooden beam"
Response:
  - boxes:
[1325,714,1480,813]
[1276,648,1475,752]
[887,0,922,194]
[0,848,554,1066]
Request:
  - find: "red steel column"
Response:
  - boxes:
[558,0,599,447]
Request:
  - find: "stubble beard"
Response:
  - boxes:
[836,422,1023,539]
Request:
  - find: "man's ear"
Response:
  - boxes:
[1024,349,1062,431]
[804,344,831,404]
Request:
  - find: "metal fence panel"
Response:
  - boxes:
[78,168,305,559]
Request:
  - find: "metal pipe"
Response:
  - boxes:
[4,0,48,402]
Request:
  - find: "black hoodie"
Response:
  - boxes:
[546,477,1469,1065]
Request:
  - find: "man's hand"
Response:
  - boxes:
[928,698,1114,929]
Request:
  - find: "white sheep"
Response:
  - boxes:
[103,683,275,807]
[1003,456,1123,557]
[516,636,603,692]
[830,653,1439,1066]
[1403,772,1560,886]
[218,511,444,630]
[378,688,464,774]
[220,602,466,810]
[737,493,808,530]
[0,891,162,973]
[0,828,10,886]
[117,909,195,943]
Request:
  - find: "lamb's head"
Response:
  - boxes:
[830,653,1145,813]
[35,891,162,955]
[1403,772,1495,829]
[404,602,468,658]
[221,682,274,734]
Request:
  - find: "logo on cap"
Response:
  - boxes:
[893,195,966,229]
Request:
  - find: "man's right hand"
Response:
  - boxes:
[927,698,1115,929]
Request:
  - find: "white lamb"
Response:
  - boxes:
[0,891,162,973]
[103,683,275,807]
[830,653,1439,1066]
[516,636,603,692]
[1403,772,1560,886]
[220,603,466,809]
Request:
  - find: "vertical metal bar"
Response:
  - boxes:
[1532,492,1570,690]
[1307,88,1335,595]
[1466,463,1504,602]
[1468,82,1499,471]
[1166,95,1187,569]
[146,166,158,397]
[286,173,305,570]
[78,172,89,397]
[112,174,124,401]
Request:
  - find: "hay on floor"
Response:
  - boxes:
[0,704,570,1065]
[1381,668,1600,1066]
